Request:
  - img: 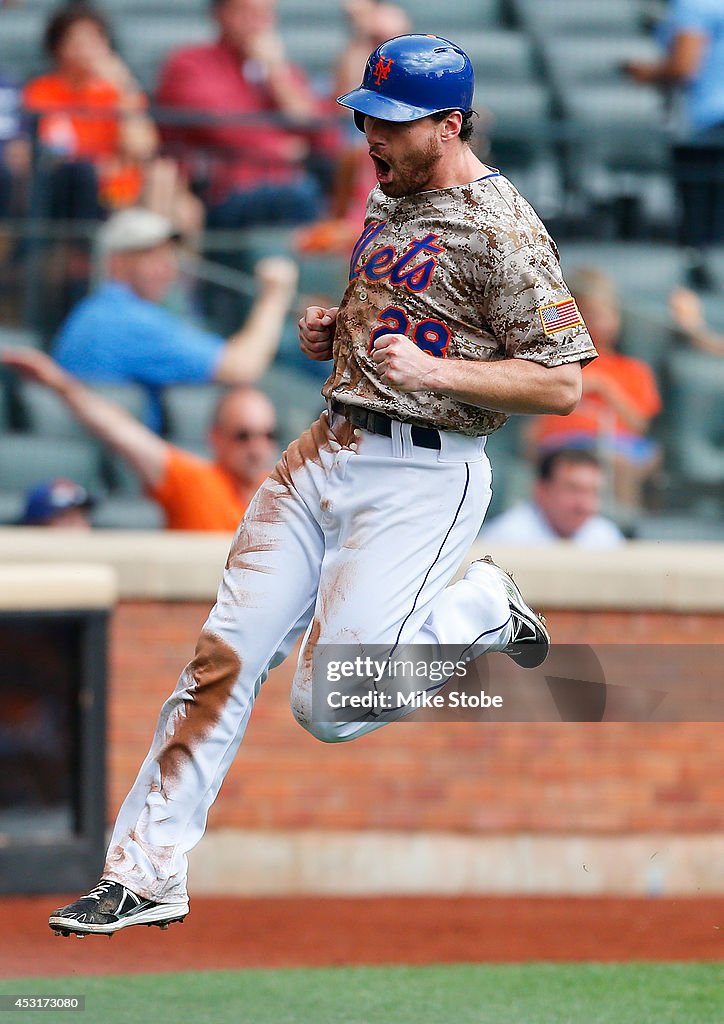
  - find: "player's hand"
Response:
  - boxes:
[0,347,70,393]
[371,333,439,392]
[299,305,338,361]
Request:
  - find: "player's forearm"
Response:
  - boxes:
[425,356,582,415]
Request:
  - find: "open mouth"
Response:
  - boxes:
[370,154,392,183]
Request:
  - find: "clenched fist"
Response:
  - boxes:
[371,333,439,392]
[299,305,338,362]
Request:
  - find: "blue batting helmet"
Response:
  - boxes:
[337,34,475,133]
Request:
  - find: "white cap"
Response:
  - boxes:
[97,207,178,253]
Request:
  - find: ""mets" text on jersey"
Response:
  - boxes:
[349,220,445,292]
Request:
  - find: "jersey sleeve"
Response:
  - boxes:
[483,243,598,368]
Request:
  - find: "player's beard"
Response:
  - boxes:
[374,135,443,198]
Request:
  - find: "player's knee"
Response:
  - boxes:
[294,712,350,745]
[306,720,352,744]
[290,703,352,743]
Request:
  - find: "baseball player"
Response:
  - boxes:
[49,34,597,937]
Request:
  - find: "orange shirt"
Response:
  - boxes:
[533,351,662,446]
[149,446,262,531]
[23,73,143,207]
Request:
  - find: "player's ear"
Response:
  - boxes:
[440,110,463,142]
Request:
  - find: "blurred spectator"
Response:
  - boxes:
[0,70,29,219]
[481,449,625,548]
[50,207,298,430]
[156,0,336,229]
[625,1,724,286]
[298,0,411,254]
[334,1,411,101]
[20,477,94,529]
[529,267,662,509]
[23,3,158,218]
[2,348,278,531]
[669,284,724,353]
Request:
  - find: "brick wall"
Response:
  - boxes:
[108,602,723,836]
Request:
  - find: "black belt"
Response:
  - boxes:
[331,400,441,450]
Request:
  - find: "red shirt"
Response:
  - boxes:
[155,41,330,201]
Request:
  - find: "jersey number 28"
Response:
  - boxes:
[369,306,451,358]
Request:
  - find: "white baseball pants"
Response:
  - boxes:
[103,411,512,902]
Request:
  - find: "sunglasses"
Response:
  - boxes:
[231,429,278,442]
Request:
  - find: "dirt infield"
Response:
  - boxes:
[1,896,721,977]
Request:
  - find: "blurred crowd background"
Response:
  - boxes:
[0,0,723,541]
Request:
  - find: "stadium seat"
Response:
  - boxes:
[114,16,216,91]
[618,301,677,376]
[16,381,149,495]
[0,396,8,434]
[0,433,104,494]
[477,81,551,156]
[559,82,671,229]
[160,382,223,447]
[0,326,43,351]
[277,0,347,29]
[16,381,87,440]
[475,82,562,217]
[466,31,537,84]
[397,0,502,32]
[91,496,164,530]
[701,246,724,293]
[296,253,348,305]
[559,242,686,297]
[100,0,207,11]
[514,0,642,36]
[0,491,23,526]
[0,9,46,83]
[541,34,662,92]
[16,381,146,439]
[666,349,724,485]
[256,365,325,449]
[278,25,348,84]
[562,83,667,173]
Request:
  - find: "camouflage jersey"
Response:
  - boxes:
[322,170,598,436]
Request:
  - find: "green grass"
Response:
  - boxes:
[0,963,722,1024]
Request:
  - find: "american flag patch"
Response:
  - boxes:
[538,298,583,335]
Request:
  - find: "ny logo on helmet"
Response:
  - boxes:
[373,57,394,86]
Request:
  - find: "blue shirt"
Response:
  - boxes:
[666,0,724,133]
[53,281,224,431]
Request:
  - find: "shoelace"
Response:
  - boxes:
[84,880,118,902]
